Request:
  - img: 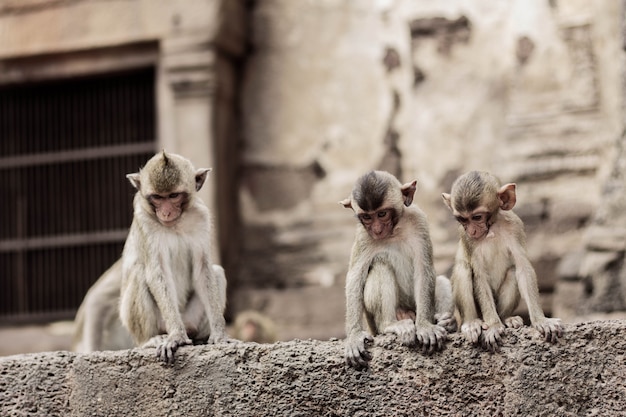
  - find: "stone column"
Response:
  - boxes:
[160,33,220,260]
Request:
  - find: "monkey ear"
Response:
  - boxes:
[195,168,212,191]
[441,193,453,210]
[401,180,417,207]
[126,173,141,190]
[339,198,352,209]
[498,183,517,211]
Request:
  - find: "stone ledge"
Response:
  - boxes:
[1,321,625,416]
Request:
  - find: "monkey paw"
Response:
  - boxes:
[435,312,458,333]
[207,331,231,344]
[155,333,192,364]
[345,331,374,370]
[384,319,416,346]
[504,315,524,329]
[480,324,505,353]
[533,318,564,343]
[415,323,447,355]
[461,319,486,345]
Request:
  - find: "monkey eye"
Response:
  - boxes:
[169,193,180,199]
[472,214,484,221]
[150,194,164,201]
[377,210,388,218]
[455,216,468,225]
[358,213,373,224]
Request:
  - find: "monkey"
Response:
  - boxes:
[442,170,563,351]
[232,310,278,344]
[341,170,455,370]
[119,151,229,363]
[73,259,134,352]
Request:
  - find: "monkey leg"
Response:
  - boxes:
[434,275,457,333]
[496,268,522,329]
[182,294,209,342]
[364,261,417,346]
[363,261,399,334]
[119,277,162,345]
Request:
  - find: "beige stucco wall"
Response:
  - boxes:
[236,0,624,338]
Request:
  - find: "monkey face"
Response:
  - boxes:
[455,211,491,240]
[358,208,396,240]
[148,192,188,226]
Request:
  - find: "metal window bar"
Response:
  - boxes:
[0,67,156,323]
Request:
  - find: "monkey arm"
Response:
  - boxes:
[450,255,479,323]
[509,243,545,324]
[344,261,368,338]
[141,250,192,364]
[410,244,447,354]
[344,258,374,369]
[411,259,437,327]
[510,245,563,342]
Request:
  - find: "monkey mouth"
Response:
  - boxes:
[158,218,179,227]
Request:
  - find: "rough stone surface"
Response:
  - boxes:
[1,321,625,416]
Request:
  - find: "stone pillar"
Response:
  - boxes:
[160,34,220,260]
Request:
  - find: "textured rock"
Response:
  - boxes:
[1,321,625,416]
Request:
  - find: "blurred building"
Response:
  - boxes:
[0,1,244,325]
[1,0,625,349]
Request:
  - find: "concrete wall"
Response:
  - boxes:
[1,321,625,416]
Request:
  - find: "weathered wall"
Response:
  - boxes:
[1,321,625,416]
[234,0,624,338]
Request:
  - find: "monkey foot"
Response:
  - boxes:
[533,317,564,343]
[384,319,416,346]
[435,312,458,333]
[460,319,486,345]
[207,331,231,344]
[504,315,524,329]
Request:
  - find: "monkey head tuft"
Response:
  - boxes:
[450,170,499,213]
[352,171,401,212]
[139,151,199,195]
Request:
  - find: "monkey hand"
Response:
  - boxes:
[156,332,192,364]
[480,324,505,353]
[533,318,563,343]
[460,319,487,345]
[345,331,374,370]
[415,322,447,355]
[383,319,416,346]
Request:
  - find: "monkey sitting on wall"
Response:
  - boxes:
[119,151,229,363]
[442,171,563,351]
[341,170,456,370]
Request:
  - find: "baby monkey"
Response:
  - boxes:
[442,171,563,351]
[342,171,455,370]
[120,151,229,363]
